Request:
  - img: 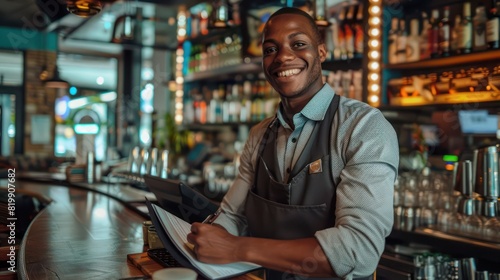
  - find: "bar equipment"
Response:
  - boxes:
[159,149,169,179]
[482,199,500,241]
[474,145,499,199]
[148,148,159,176]
[139,148,149,175]
[448,160,483,236]
[127,146,141,173]
[473,145,500,242]
[86,151,95,184]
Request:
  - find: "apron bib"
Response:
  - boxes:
[244,95,372,280]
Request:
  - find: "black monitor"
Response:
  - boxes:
[143,174,219,223]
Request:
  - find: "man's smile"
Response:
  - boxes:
[276,68,302,77]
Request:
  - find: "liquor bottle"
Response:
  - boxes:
[199,10,209,35]
[328,18,341,60]
[231,1,241,25]
[229,83,241,122]
[190,12,199,38]
[324,19,334,60]
[396,19,407,63]
[489,65,500,91]
[439,6,451,57]
[344,5,355,59]
[337,7,347,60]
[420,12,431,60]
[240,81,252,122]
[434,71,452,95]
[353,3,364,58]
[388,17,399,64]
[473,5,488,51]
[313,0,328,26]
[486,0,500,49]
[429,9,440,58]
[471,67,489,91]
[406,18,420,62]
[459,2,473,54]
[209,88,223,123]
[451,69,473,93]
[451,14,462,54]
[184,91,195,124]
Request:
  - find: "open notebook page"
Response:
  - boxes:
[151,204,261,280]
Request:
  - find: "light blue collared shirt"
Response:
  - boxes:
[216,83,399,279]
[276,84,334,182]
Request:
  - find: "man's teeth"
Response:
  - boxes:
[277,69,301,77]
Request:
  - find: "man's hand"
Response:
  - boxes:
[187,222,241,264]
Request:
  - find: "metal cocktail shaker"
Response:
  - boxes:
[474,145,499,199]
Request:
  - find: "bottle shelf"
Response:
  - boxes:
[184,55,363,83]
[184,57,262,83]
[186,25,241,45]
[389,90,500,107]
[384,49,500,70]
[388,227,500,261]
[181,122,259,131]
[322,57,363,72]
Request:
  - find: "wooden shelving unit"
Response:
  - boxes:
[384,49,500,71]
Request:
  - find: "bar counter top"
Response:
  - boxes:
[6,172,262,280]
[6,177,148,279]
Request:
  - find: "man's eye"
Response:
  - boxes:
[263,47,277,55]
[293,42,306,48]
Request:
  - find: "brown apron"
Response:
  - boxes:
[245,95,372,280]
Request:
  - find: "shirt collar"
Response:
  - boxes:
[276,83,335,127]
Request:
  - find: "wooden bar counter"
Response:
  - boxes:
[6,178,147,279]
[4,173,262,280]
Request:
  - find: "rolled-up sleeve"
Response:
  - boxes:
[315,101,399,279]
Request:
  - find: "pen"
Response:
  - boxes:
[202,208,224,224]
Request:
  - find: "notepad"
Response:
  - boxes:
[146,200,262,280]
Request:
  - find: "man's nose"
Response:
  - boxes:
[274,47,295,63]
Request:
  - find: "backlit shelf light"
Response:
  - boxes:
[174,44,185,124]
[367,0,382,107]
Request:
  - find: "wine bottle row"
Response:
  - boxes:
[387,64,500,102]
[185,1,241,39]
[186,34,243,75]
[388,0,500,64]
[324,2,364,61]
[324,69,364,101]
[183,80,279,125]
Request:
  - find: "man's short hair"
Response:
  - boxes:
[266,7,323,43]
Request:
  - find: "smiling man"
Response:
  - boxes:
[187,7,399,280]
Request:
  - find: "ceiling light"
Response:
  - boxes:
[96,76,104,85]
[45,66,69,89]
[66,0,102,17]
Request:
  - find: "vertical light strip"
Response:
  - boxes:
[174,47,184,124]
[175,7,187,124]
[367,0,382,107]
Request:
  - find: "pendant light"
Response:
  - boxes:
[45,65,69,89]
[66,0,102,17]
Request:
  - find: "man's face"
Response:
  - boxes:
[262,13,326,100]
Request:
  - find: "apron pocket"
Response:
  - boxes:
[245,190,330,240]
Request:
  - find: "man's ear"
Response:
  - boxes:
[318,43,327,62]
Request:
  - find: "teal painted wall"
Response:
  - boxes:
[0,27,58,51]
